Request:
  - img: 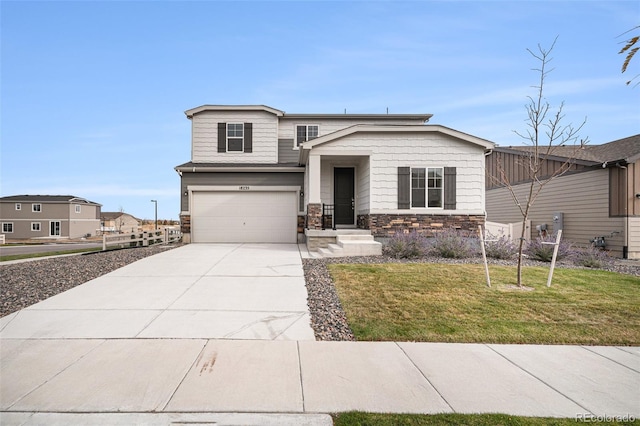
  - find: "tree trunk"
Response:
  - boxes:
[516,214,528,287]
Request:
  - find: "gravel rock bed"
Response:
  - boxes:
[302,254,640,341]
[1,245,180,317]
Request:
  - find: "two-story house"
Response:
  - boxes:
[175,105,495,251]
[0,195,102,240]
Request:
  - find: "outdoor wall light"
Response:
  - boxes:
[636,193,640,199]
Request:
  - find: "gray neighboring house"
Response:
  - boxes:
[485,134,640,259]
[0,195,102,239]
[176,104,495,248]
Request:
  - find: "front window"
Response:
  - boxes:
[15,203,21,211]
[411,167,443,208]
[32,203,42,212]
[227,123,244,152]
[2,223,13,233]
[296,125,319,147]
[31,222,41,231]
[75,205,81,213]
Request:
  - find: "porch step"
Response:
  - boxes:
[315,235,382,258]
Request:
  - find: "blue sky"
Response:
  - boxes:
[2,1,638,221]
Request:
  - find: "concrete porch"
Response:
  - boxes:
[304,229,382,258]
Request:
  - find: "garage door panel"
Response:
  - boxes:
[192,191,297,243]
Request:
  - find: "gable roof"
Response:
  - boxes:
[0,195,102,206]
[298,124,495,163]
[101,211,140,221]
[185,105,285,118]
[497,134,640,165]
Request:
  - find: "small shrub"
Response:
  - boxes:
[525,234,572,262]
[430,228,478,259]
[572,246,614,269]
[383,231,429,259]
[483,233,517,260]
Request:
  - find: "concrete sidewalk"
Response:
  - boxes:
[1,244,638,425]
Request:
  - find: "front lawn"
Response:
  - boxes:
[332,412,637,425]
[328,263,640,345]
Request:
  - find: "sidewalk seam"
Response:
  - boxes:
[395,342,456,413]
[297,341,307,413]
[159,339,209,412]
[5,339,108,410]
[580,346,640,374]
[485,344,594,415]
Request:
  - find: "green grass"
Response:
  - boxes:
[0,247,102,262]
[332,412,637,425]
[328,263,640,345]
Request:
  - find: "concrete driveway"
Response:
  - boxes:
[0,243,315,340]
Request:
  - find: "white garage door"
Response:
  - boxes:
[192,191,297,243]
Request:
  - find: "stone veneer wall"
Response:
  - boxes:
[358,214,485,237]
[306,203,322,230]
[180,215,191,234]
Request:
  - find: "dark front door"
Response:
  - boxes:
[334,167,355,225]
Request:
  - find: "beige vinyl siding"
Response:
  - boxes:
[192,110,278,164]
[486,168,627,256]
[312,132,486,215]
[628,217,640,259]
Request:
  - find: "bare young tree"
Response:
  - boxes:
[494,38,588,287]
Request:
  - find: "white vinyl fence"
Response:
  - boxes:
[102,229,181,251]
[485,220,531,243]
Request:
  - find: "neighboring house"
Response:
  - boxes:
[100,212,141,234]
[0,195,102,239]
[485,134,640,259]
[175,105,495,250]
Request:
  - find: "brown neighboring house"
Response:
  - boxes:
[485,134,640,259]
[100,212,141,234]
[0,195,102,239]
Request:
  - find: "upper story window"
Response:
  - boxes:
[15,203,21,211]
[411,167,443,208]
[227,123,244,152]
[296,125,319,147]
[217,122,253,153]
[32,203,42,212]
[75,205,81,213]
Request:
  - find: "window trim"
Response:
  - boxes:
[31,222,41,232]
[295,124,319,149]
[2,222,14,233]
[15,203,21,211]
[410,166,444,209]
[75,204,81,213]
[32,203,42,213]
[226,122,244,152]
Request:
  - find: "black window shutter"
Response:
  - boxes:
[444,167,457,210]
[398,167,410,209]
[217,123,226,153]
[244,123,253,153]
